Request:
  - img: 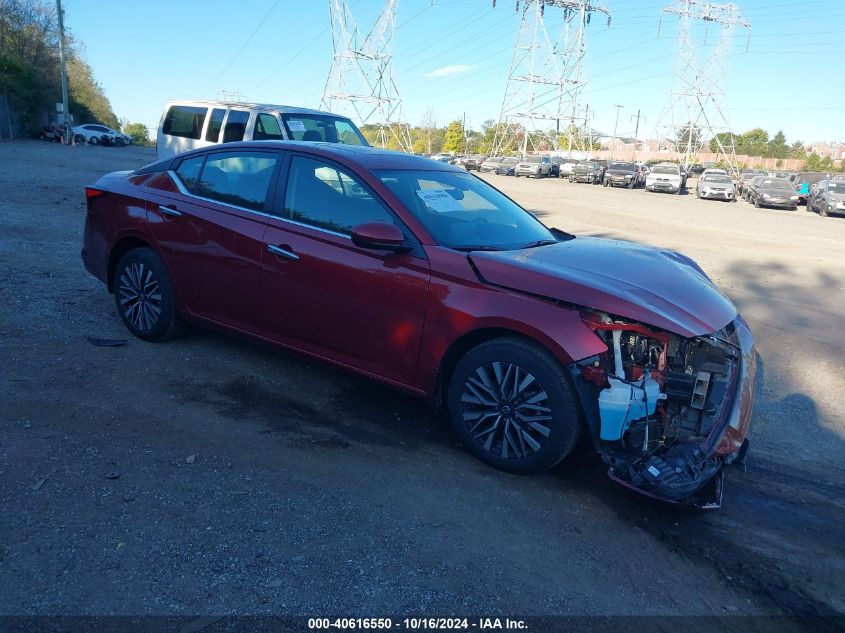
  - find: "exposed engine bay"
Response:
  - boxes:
[572,311,743,508]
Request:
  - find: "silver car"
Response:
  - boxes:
[808,179,845,217]
[696,173,736,202]
[514,155,552,178]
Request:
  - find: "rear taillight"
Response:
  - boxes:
[85,187,105,212]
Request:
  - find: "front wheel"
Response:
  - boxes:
[88,135,99,146]
[114,248,182,342]
[447,338,581,475]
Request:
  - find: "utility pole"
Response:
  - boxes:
[654,0,750,177]
[56,0,70,144]
[322,0,413,152]
[610,104,623,159]
[631,109,644,139]
[491,0,611,157]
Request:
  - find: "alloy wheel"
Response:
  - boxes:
[118,262,162,332]
[459,362,553,460]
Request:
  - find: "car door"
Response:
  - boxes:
[259,153,430,386]
[144,149,282,331]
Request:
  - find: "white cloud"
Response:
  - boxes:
[423,64,479,78]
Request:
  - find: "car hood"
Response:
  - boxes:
[469,237,737,337]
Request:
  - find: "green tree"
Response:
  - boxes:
[805,152,834,172]
[123,122,150,146]
[442,119,465,154]
[709,132,736,153]
[789,141,806,159]
[767,130,789,159]
[738,128,769,156]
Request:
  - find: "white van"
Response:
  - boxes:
[155,100,369,159]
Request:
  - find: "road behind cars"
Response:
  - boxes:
[1,143,843,621]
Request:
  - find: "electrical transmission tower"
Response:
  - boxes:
[655,0,750,175]
[321,0,413,152]
[492,0,610,157]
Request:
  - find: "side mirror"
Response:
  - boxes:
[351,222,409,252]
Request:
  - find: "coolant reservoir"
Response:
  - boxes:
[599,376,665,441]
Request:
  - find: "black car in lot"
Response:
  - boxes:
[747,177,799,210]
[570,161,603,184]
[603,161,641,189]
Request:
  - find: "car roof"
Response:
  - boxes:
[145,141,466,173]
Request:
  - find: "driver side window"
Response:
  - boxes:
[284,157,395,235]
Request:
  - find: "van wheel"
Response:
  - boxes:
[447,338,580,475]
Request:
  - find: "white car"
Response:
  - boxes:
[72,124,131,146]
[646,163,684,194]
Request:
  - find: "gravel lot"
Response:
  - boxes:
[1,142,843,624]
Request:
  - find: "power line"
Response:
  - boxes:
[204,0,281,97]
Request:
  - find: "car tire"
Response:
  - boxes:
[114,137,125,147]
[73,134,86,145]
[114,248,183,342]
[447,337,581,475]
[88,136,99,146]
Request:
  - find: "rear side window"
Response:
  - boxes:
[222,110,250,143]
[254,113,283,140]
[206,108,225,142]
[162,106,207,140]
[175,155,205,191]
[195,152,278,211]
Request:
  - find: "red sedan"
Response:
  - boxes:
[82,141,755,508]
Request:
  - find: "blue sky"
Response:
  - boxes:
[65,0,845,143]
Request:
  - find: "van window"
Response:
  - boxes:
[280,114,367,146]
[163,106,207,140]
[254,113,283,141]
[222,110,250,143]
[194,152,278,211]
[206,108,225,142]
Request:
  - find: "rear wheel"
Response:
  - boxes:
[88,135,99,146]
[447,338,581,475]
[114,248,182,342]
[73,134,86,145]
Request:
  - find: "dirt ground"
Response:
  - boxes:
[0,142,843,625]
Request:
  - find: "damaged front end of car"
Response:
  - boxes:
[570,311,756,509]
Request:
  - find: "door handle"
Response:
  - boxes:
[159,205,182,217]
[267,244,299,261]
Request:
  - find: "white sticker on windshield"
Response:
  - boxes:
[287,120,306,132]
[416,189,464,213]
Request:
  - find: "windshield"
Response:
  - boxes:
[702,175,733,184]
[576,162,597,169]
[523,156,541,163]
[609,162,636,171]
[828,181,845,193]
[502,157,519,164]
[280,113,368,146]
[761,178,792,190]
[651,165,679,174]
[376,169,555,250]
